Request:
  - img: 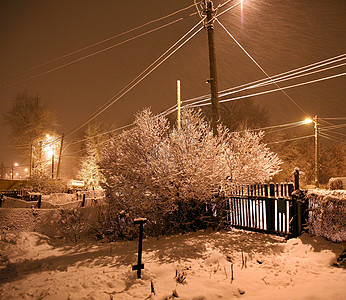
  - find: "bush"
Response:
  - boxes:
[53,209,90,242]
[329,178,343,190]
[90,195,226,242]
[20,174,66,195]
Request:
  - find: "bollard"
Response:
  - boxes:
[37,195,42,209]
[132,218,147,279]
[82,194,86,207]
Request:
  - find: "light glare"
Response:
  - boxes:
[303,118,313,124]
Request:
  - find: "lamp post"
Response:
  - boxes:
[304,116,319,187]
[11,162,19,179]
[313,115,319,187]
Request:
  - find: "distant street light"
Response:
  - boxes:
[11,162,19,179]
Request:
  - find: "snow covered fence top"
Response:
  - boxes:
[306,189,346,242]
[1,192,106,209]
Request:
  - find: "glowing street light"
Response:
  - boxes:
[303,118,313,124]
[11,162,19,179]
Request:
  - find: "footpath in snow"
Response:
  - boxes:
[0,229,345,300]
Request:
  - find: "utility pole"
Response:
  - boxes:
[30,144,33,179]
[314,115,319,187]
[177,80,181,130]
[51,153,55,179]
[203,0,220,136]
[56,134,64,180]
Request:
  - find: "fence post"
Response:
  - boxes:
[264,184,268,197]
[288,183,294,196]
[266,183,276,232]
[294,169,300,190]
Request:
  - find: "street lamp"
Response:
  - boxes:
[11,162,19,179]
[304,116,319,187]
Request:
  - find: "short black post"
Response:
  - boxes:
[37,195,42,209]
[132,218,147,279]
[81,193,86,207]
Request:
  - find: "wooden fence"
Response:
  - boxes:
[225,172,306,237]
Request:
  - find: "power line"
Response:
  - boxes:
[183,61,346,109]
[181,53,346,106]
[215,0,243,18]
[1,18,190,90]
[320,117,346,120]
[267,134,314,145]
[216,18,311,117]
[187,72,346,108]
[157,54,346,120]
[0,2,199,84]
[319,132,345,143]
[319,123,346,131]
[65,20,205,137]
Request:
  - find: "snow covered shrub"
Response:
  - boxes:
[92,203,138,241]
[306,190,346,242]
[21,174,66,195]
[329,178,343,190]
[53,209,90,242]
[225,131,282,186]
[100,108,281,236]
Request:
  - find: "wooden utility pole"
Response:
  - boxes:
[51,153,55,179]
[314,115,319,187]
[177,80,181,130]
[30,144,33,179]
[56,134,64,180]
[203,0,220,136]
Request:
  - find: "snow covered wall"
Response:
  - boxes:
[306,190,346,242]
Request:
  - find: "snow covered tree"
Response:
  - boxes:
[79,122,108,190]
[225,130,282,186]
[3,91,59,159]
[100,108,282,234]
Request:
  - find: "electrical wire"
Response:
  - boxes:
[154,54,346,121]
[65,20,205,137]
[0,2,199,84]
[319,123,346,131]
[320,117,346,120]
[182,62,346,109]
[180,53,346,106]
[1,18,189,90]
[319,132,345,143]
[187,72,346,108]
[215,0,244,19]
[267,134,314,145]
[216,18,311,117]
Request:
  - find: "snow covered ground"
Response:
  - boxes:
[0,229,345,300]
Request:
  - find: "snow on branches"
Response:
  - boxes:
[100,108,282,205]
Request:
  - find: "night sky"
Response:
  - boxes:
[0,0,345,167]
